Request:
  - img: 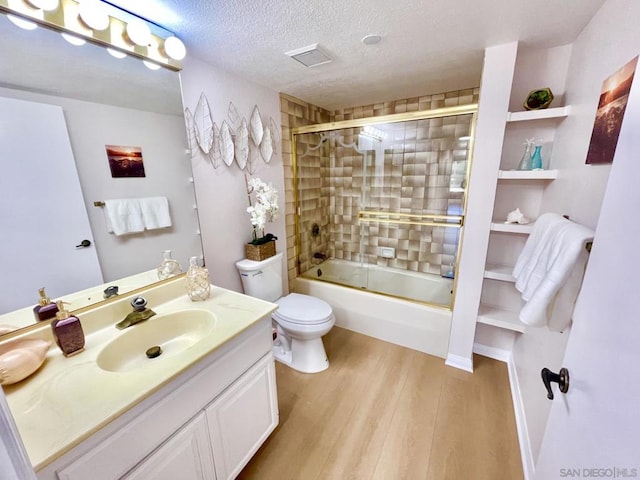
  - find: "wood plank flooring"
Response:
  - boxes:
[239,327,523,480]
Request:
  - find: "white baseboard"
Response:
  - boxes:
[472,342,512,362]
[506,355,535,480]
[473,343,534,480]
[444,353,474,372]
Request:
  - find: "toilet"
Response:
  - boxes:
[235,252,335,373]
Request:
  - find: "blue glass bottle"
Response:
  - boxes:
[531,145,543,170]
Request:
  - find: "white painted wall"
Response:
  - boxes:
[511,0,640,471]
[446,42,518,372]
[0,86,201,283]
[179,57,287,294]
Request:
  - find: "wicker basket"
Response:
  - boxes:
[245,240,276,261]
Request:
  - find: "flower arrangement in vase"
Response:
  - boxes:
[245,176,279,261]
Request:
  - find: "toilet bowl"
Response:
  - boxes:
[235,253,335,373]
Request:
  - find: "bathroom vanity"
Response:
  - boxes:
[1,276,279,480]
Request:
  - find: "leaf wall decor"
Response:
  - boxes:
[193,93,214,154]
[235,118,249,170]
[209,122,222,168]
[220,120,235,166]
[249,105,264,146]
[260,125,274,163]
[268,116,280,154]
[183,107,197,158]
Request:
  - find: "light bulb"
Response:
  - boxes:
[163,36,186,60]
[143,60,161,71]
[126,20,151,47]
[7,14,38,30]
[78,0,109,31]
[107,48,127,59]
[24,0,59,11]
[61,33,86,46]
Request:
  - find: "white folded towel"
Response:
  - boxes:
[103,199,145,236]
[513,213,594,328]
[139,196,172,230]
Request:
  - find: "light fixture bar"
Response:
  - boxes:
[0,0,184,71]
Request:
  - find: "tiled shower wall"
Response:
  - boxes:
[281,88,480,286]
[280,94,331,290]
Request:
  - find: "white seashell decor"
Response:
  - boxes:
[0,339,51,385]
[505,208,531,225]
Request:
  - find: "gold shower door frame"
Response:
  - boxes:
[291,104,478,310]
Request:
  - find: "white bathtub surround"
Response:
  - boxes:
[296,277,451,359]
[513,213,594,329]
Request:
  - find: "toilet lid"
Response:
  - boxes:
[273,293,333,325]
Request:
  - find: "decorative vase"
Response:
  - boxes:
[157,250,183,280]
[517,140,535,170]
[185,257,210,301]
[245,240,276,261]
[523,88,554,110]
[531,145,543,170]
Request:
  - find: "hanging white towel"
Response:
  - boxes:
[513,213,594,328]
[103,199,145,236]
[139,196,172,230]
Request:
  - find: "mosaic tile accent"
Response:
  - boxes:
[280,88,479,288]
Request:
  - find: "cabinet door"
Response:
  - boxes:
[123,412,215,480]
[206,355,278,480]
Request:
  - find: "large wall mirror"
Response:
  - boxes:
[0,13,203,333]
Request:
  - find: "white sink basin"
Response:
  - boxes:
[96,309,216,372]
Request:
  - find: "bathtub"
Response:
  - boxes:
[296,259,453,358]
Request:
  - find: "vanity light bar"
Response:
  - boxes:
[0,0,184,71]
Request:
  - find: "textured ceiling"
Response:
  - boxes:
[106,0,607,110]
[1,1,607,113]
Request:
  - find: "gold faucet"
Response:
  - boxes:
[116,296,156,330]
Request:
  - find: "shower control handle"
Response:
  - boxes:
[541,367,569,400]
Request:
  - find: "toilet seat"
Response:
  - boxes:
[273,293,333,325]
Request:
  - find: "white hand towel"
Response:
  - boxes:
[513,213,594,328]
[139,196,172,230]
[103,199,145,236]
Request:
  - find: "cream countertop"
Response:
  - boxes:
[1,277,277,471]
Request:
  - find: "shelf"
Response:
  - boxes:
[497,169,558,180]
[507,106,570,122]
[490,222,533,234]
[477,304,526,333]
[484,264,516,282]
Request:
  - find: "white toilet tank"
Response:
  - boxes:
[235,252,284,302]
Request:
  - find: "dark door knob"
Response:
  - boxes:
[76,239,91,248]
[541,367,570,400]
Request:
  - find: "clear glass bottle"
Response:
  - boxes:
[517,139,535,170]
[157,250,183,280]
[185,256,210,301]
[531,145,543,170]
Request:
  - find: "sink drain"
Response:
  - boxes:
[146,345,162,359]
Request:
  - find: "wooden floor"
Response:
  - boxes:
[239,327,523,480]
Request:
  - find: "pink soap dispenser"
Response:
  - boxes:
[51,301,85,357]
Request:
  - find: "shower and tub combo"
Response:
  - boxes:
[291,104,477,358]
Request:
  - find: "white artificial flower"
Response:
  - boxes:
[246,177,279,239]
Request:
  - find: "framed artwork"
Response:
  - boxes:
[106,145,146,177]
[585,56,638,165]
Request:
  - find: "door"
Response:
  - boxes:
[0,96,103,313]
[206,354,278,480]
[535,74,640,475]
[122,412,216,480]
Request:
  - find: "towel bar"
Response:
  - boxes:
[94,201,105,207]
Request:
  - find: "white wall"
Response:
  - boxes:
[0,86,201,282]
[512,0,640,468]
[179,57,287,294]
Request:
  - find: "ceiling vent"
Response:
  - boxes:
[285,43,333,68]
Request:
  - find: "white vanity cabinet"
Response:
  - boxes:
[39,316,278,480]
[122,412,215,480]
